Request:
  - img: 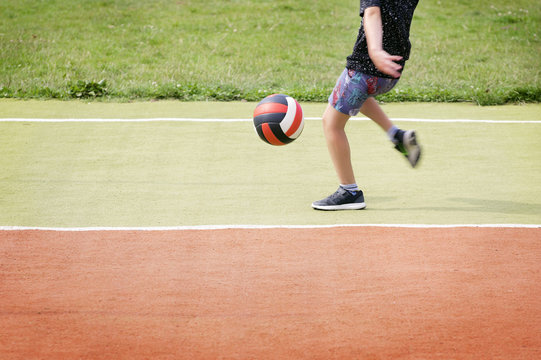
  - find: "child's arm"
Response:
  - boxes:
[363,6,403,78]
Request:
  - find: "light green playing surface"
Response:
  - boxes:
[1,100,540,226]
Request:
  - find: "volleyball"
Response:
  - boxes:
[253,94,304,145]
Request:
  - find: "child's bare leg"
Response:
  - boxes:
[312,103,366,210]
[322,104,356,185]
[359,97,393,132]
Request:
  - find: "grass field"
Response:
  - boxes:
[1,0,540,104]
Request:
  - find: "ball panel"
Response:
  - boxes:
[253,102,288,118]
[257,94,288,106]
[256,122,294,146]
[266,123,294,145]
[278,96,297,135]
[261,123,285,146]
[286,100,304,138]
[279,96,304,138]
[253,112,286,127]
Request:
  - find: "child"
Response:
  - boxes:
[312,0,421,211]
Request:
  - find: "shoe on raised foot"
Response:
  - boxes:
[312,187,366,211]
[395,130,421,168]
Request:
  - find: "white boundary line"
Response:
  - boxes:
[0,117,540,124]
[0,224,539,231]
[0,118,249,123]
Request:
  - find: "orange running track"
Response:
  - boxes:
[1,227,540,359]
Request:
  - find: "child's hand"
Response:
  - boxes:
[369,49,403,78]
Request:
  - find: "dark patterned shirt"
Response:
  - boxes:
[346,0,419,78]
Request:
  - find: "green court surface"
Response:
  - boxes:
[1,100,540,227]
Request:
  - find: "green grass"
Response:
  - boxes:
[1,0,540,104]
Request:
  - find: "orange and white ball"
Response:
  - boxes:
[253,94,304,146]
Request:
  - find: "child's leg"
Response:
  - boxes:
[314,102,366,210]
[322,104,355,185]
[359,97,393,132]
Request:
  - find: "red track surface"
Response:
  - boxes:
[1,227,540,359]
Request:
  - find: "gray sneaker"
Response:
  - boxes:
[312,187,366,211]
[395,130,421,167]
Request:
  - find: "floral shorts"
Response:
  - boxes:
[329,68,399,116]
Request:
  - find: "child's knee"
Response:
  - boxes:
[322,109,349,133]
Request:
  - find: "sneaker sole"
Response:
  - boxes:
[311,202,367,211]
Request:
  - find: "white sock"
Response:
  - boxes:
[387,125,399,143]
[340,183,359,194]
